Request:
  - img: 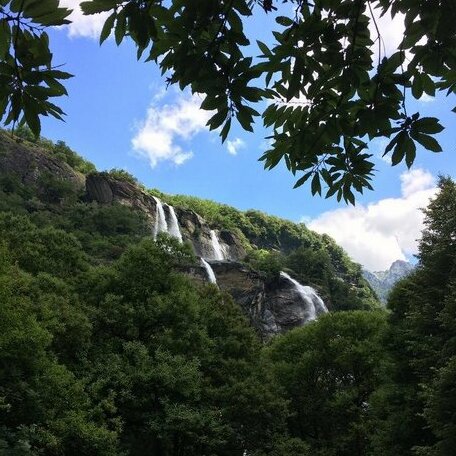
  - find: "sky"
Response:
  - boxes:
[28,1,456,271]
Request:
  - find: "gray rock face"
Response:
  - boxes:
[0,133,84,191]
[363,260,415,303]
[85,172,246,261]
[208,262,326,338]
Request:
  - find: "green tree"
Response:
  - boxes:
[2,0,455,201]
[75,238,288,455]
[266,311,387,456]
[0,244,118,455]
[370,177,456,456]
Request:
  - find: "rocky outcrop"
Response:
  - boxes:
[85,172,158,217]
[85,172,246,261]
[0,132,84,191]
[207,262,326,338]
[363,260,415,303]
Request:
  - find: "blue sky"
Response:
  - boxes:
[32,2,456,270]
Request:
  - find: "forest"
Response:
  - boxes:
[0,130,455,455]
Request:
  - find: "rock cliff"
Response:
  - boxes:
[363,260,415,303]
[2,134,376,337]
[190,261,328,338]
[0,132,84,191]
[85,172,246,261]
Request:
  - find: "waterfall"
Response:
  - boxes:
[167,205,183,243]
[210,230,225,260]
[153,197,168,239]
[152,197,183,242]
[201,258,217,284]
[280,271,328,321]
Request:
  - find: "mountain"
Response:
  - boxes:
[363,260,415,303]
[10,128,451,456]
[0,129,379,339]
[1,128,454,456]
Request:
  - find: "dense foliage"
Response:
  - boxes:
[1,1,454,201]
[10,125,96,174]
[152,189,378,310]
[369,177,456,456]
[1,134,455,455]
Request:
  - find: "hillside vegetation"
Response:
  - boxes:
[1,129,455,455]
[150,191,378,311]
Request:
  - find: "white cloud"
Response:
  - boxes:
[227,137,246,156]
[400,168,435,197]
[367,7,405,63]
[60,0,108,39]
[131,92,211,168]
[307,169,437,271]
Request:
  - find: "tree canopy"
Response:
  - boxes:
[1,0,455,202]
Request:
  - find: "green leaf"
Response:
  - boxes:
[115,10,127,45]
[413,117,444,134]
[43,70,73,80]
[228,10,243,34]
[23,94,41,137]
[100,12,116,44]
[311,173,321,195]
[411,74,423,99]
[234,0,252,16]
[404,136,416,168]
[42,77,68,96]
[0,19,11,60]
[276,16,294,27]
[257,40,272,56]
[384,131,401,156]
[293,171,312,189]
[421,73,435,96]
[207,109,228,131]
[325,183,340,199]
[344,188,355,205]
[0,95,8,121]
[390,131,408,165]
[412,132,443,152]
[220,118,231,143]
[33,9,72,26]
[236,108,254,132]
[201,96,222,111]
[263,148,283,169]
[23,0,71,24]
[81,1,116,15]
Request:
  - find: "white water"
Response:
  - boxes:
[280,271,328,321]
[153,197,168,239]
[210,230,225,260]
[167,205,183,243]
[201,258,217,284]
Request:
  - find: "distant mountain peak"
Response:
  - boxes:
[363,260,415,303]
[390,259,415,273]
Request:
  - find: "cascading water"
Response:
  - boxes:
[153,197,168,239]
[210,230,225,260]
[201,258,217,284]
[280,271,328,321]
[167,205,183,243]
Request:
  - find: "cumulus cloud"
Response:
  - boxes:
[307,169,437,271]
[401,168,435,197]
[132,92,211,168]
[227,138,246,156]
[60,0,107,39]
